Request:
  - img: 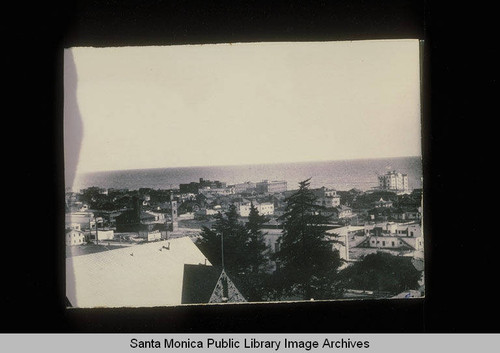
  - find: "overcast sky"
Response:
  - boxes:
[64,39,421,175]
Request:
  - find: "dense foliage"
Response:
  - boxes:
[196,204,271,301]
[337,252,421,294]
[273,179,343,300]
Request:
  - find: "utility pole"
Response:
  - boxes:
[221,231,224,270]
[220,232,228,302]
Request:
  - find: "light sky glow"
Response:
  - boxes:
[64,40,422,176]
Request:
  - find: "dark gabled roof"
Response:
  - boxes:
[181,265,248,304]
[398,238,417,250]
[209,269,247,303]
[181,264,221,304]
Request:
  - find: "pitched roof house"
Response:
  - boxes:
[66,237,212,308]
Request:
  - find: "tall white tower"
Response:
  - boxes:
[170,193,178,231]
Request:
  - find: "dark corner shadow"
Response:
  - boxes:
[63,48,83,308]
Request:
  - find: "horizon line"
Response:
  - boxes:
[76,155,422,176]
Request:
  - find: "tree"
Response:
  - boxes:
[196,205,248,276]
[273,178,342,300]
[337,252,422,295]
[196,203,273,301]
[243,203,272,301]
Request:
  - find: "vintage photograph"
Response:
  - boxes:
[64,40,423,308]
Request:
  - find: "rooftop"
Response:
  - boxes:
[66,237,211,308]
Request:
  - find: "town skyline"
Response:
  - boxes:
[66,168,424,306]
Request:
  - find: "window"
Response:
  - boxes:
[391,241,395,246]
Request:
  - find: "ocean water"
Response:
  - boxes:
[70,156,422,192]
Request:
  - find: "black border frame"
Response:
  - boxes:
[6,0,496,333]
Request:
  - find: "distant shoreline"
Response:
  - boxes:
[69,155,422,193]
[78,155,422,176]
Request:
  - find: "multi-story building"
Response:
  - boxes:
[256,180,287,194]
[66,229,86,246]
[235,202,275,217]
[199,187,235,197]
[312,187,341,207]
[257,202,275,216]
[312,187,338,198]
[362,222,423,251]
[179,178,227,194]
[232,181,257,193]
[378,171,409,194]
[332,205,352,219]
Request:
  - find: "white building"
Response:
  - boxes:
[195,208,219,217]
[96,229,114,241]
[65,212,96,231]
[256,180,287,194]
[378,171,409,194]
[235,202,275,217]
[257,202,274,216]
[366,234,423,251]
[311,187,341,207]
[314,196,341,208]
[199,187,235,197]
[66,229,86,246]
[68,223,81,231]
[333,205,352,219]
[362,222,423,251]
[144,211,167,223]
[326,225,365,262]
[138,229,162,242]
[364,222,398,236]
[233,182,256,193]
[178,212,195,220]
